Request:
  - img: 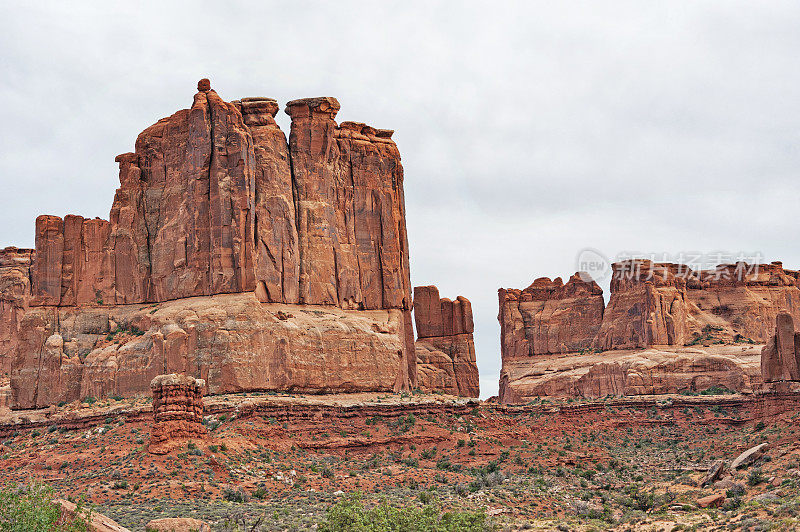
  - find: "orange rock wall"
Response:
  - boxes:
[761,313,800,383]
[498,274,605,358]
[499,260,800,402]
[11,293,409,409]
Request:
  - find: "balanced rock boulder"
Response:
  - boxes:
[8,80,416,409]
[413,286,479,397]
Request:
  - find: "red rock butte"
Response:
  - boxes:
[499,260,800,403]
[0,80,479,410]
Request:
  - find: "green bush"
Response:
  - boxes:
[0,482,90,531]
[319,493,490,531]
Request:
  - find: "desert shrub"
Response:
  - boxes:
[420,448,437,460]
[318,493,489,531]
[747,468,766,487]
[222,486,249,503]
[0,482,91,531]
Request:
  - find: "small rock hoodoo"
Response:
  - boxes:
[149,374,207,455]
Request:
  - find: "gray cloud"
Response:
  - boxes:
[1,1,799,398]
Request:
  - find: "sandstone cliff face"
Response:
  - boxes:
[149,373,207,455]
[685,262,800,344]
[498,274,604,359]
[0,248,33,375]
[413,286,479,397]
[9,80,416,408]
[593,261,690,350]
[27,84,411,312]
[761,312,800,383]
[11,293,409,409]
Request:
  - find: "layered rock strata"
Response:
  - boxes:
[149,373,207,455]
[499,345,763,402]
[761,313,800,383]
[593,261,690,350]
[8,80,415,409]
[413,286,479,397]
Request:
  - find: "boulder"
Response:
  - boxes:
[696,493,725,509]
[731,443,769,470]
[702,460,725,487]
[55,499,130,531]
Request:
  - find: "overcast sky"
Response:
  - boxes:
[2,1,799,398]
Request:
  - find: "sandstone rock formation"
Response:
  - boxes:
[413,286,479,397]
[687,261,800,344]
[596,260,800,350]
[498,274,604,358]
[146,518,210,532]
[593,261,690,350]
[761,313,800,383]
[149,373,207,454]
[499,260,799,357]
[8,80,416,409]
[499,260,799,402]
[56,499,130,532]
[12,293,410,409]
[0,248,32,375]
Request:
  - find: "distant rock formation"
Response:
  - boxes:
[6,80,416,409]
[498,274,604,358]
[499,259,800,403]
[593,260,690,350]
[149,373,207,455]
[413,286,479,397]
[761,313,800,383]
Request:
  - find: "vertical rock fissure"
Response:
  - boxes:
[287,136,303,304]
